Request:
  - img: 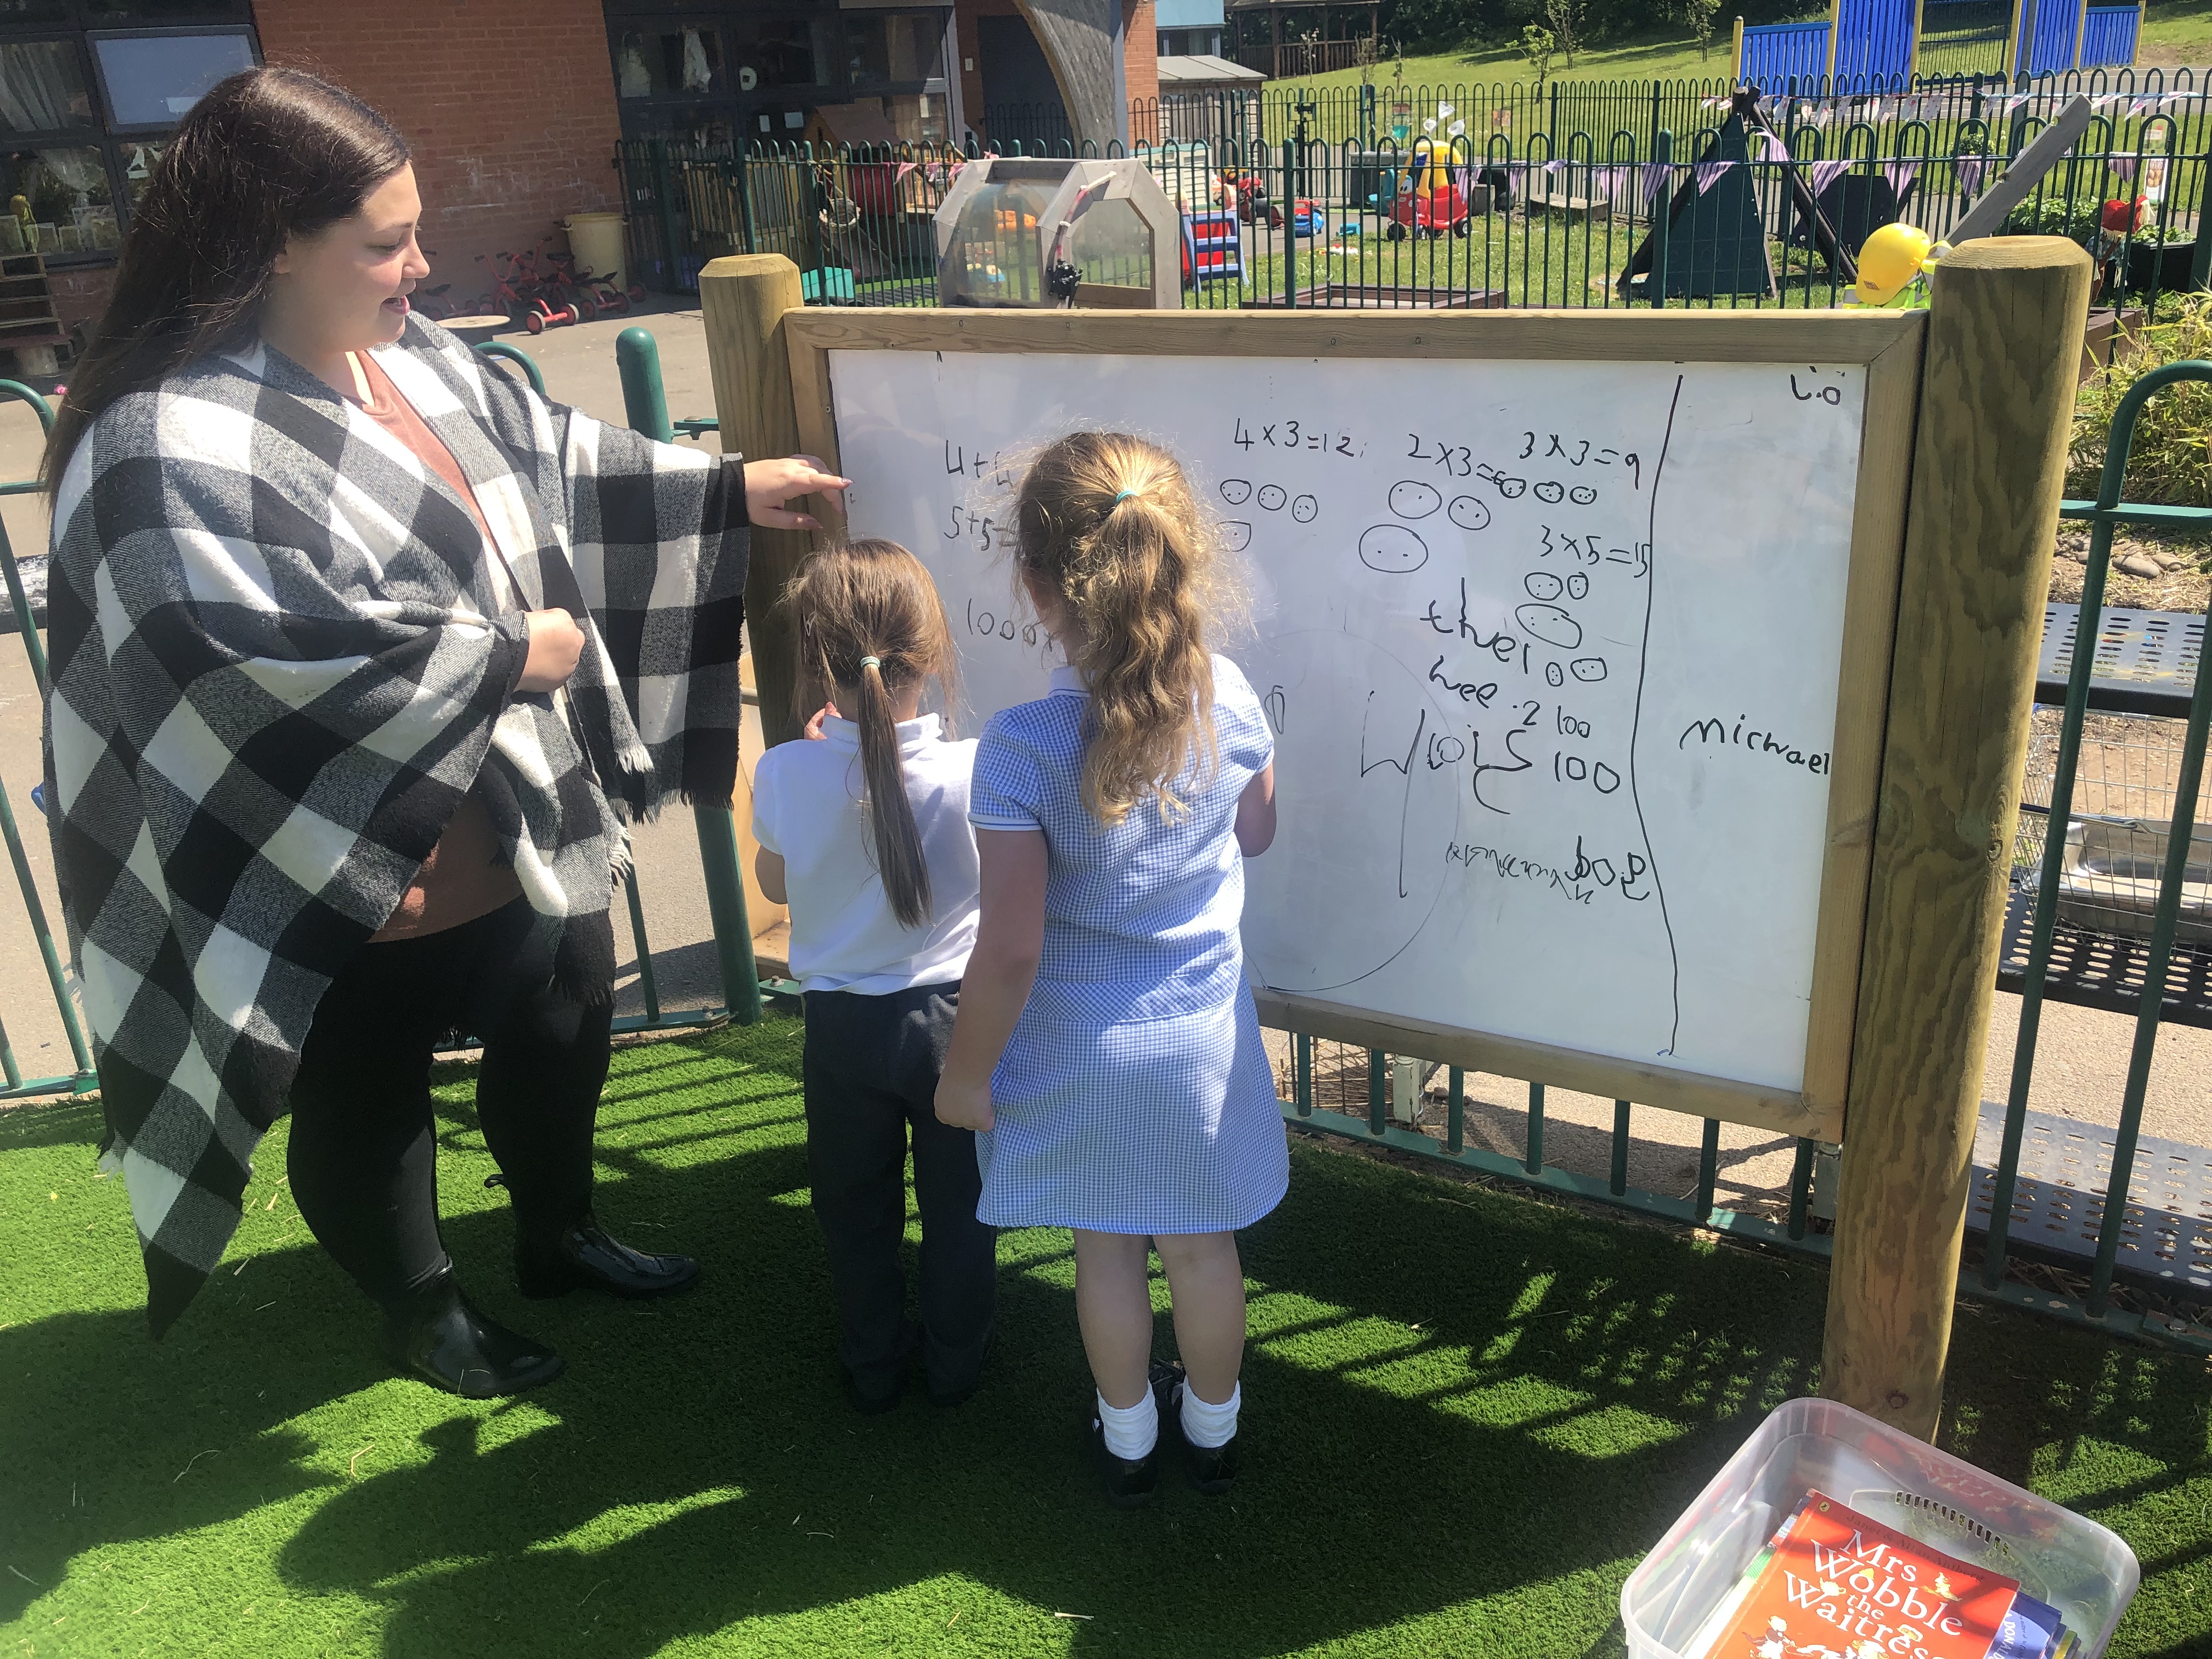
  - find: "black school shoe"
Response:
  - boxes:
[1156,1361,1239,1496]
[845,1319,921,1415]
[515,1213,701,1300]
[380,1272,566,1398]
[1086,1361,1183,1509]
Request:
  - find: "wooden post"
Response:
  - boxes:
[2072,0,2089,69]
[1909,0,1927,76]
[1733,14,1746,81]
[2003,0,2022,76]
[699,252,810,749]
[1824,0,1841,81]
[1821,237,2091,1441]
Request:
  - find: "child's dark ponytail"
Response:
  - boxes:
[851,651,932,928]
[782,540,956,931]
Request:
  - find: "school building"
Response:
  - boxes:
[7,0,1166,334]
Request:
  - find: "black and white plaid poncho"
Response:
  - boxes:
[42,314,747,1335]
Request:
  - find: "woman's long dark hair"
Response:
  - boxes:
[42,67,409,493]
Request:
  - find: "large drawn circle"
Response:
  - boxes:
[1257,484,1288,512]
[1238,629,1460,992]
[1291,494,1318,523]
[1220,479,1254,506]
[1524,571,1565,601]
[1514,602,1582,649]
[1448,495,1491,532]
[1358,524,1429,573]
[1388,480,1443,519]
[1220,520,1253,552]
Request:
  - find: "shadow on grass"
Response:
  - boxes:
[3,1018,2209,1657]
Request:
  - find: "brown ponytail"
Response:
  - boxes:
[782,539,956,929]
[1015,432,1223,826]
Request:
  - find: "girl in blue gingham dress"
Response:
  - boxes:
[934,431,1287,1508]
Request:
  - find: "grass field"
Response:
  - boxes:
[4,1015,2210,1657]
[1267,0,2212,93]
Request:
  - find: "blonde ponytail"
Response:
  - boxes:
[1015,433,1221,826]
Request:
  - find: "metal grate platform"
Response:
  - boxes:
[2038,602,2203,716]
[1968,1102,2212,1297]
[1995,885,2212,1029]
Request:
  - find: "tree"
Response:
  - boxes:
[1543,0,1587,69]
[1519,22,1556,90]
[1677,0,1722,61]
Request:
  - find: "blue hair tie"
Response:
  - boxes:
[1113,489,1137,505]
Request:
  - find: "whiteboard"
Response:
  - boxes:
[803,319,1909,1117]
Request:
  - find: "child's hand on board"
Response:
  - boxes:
[743,455,850,531]
[935,1076,995,1132]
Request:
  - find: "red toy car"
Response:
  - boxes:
[1384,143,1472,240]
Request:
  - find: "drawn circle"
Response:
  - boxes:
[1496,476,1527,499]
[1533,480,1565,504]
[1570,657,1609,682]
[1220,520,1253,552]
[1257,484,1288,511]
[1220,479,1254,506]
[1566,573,1589,599]
[1447,495,1491,532]
[1358,523,1429,574]
[1238,629,1459,992]
[1513,602,1583,649]
[1387,480,1442,520]
[1523,571,1564,602]
[1569,485,1598,505]
[1291,495,1318,523]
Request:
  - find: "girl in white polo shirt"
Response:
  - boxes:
[751,539,994,1412]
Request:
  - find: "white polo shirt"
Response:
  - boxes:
[751,713,980,994]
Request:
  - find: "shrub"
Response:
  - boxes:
[2069,292,2212,517]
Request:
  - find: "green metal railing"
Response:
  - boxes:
[0,379,98,1103]
[1978,358,2212,1349]
[0,342,772,1109]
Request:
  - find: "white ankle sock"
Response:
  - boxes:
[1179,1380,1241,1449]
[1096,1388,1159,1460]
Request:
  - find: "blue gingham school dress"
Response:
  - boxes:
[968,655,1290,1234]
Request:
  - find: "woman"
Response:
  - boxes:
[40,67,843,1396]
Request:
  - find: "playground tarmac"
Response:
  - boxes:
[1,302,2208,1233]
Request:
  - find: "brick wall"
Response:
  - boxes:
[253,0,623,314]
[1123,0,1158,142]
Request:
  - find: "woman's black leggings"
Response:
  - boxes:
[286,899,612,1306]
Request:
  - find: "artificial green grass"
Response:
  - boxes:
[2,1016,2208,1657]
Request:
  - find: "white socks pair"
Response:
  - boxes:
[1095,1377,1243,1460]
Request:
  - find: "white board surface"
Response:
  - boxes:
[826,348,1869,1095]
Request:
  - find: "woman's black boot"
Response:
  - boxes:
[515,1211,701,1300]
[380,1272,566,1398]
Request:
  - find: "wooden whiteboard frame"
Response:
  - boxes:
[783,308,1928,1143]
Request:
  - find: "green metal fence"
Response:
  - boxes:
[0,343,768,1110]
[618,71,2212,318]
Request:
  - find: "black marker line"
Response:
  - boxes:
[1630,377,1684,1056]
[1357,691,1426,900]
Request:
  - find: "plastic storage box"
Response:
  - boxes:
[1621,1397,2140,1659]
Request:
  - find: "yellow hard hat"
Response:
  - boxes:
[1854,223,1933,305]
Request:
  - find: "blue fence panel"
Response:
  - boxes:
[2020,0,2085,76]
[1740,21,1832,92]
[2080,5,2139,67]
[1835,0,1918,83]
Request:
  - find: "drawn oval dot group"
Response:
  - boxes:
[1220,478,1317,524]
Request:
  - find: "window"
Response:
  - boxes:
[726,16,822,88]
[617,27,726,97]
[0,144,112,251]
[844,10,945,85]
[0,3,252,264]
[88,26,253,129]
